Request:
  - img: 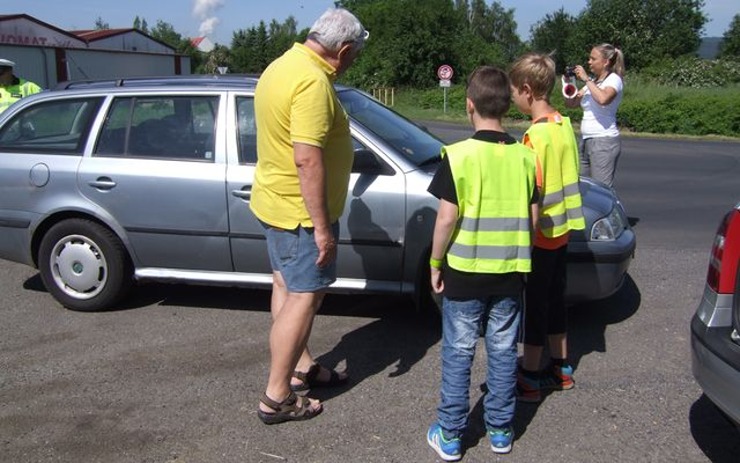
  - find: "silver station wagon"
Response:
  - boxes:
[0,75,635,312]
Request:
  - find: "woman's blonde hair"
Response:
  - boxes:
[595,43,625,77]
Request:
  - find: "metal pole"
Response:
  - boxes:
[443,87,447,114]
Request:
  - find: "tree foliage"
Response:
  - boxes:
[719,14,740,58]
[572,0,706,70]
[133,16,149,34]
[116,0,725,88]
[337,0,517,88]
[529,8,580,73]
[94,17,109,30]
[229,17,305,73]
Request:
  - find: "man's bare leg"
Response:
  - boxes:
[260,282,324,414]
[270,272,347,387]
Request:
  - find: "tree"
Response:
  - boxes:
[94,16,109,30]
[572,0,707,71]
[339,0,462,88]
[529,8,579,73]
[719,14,740,58]
[133,16,149,33]
[202,44,232,74]
[230,18,302,73]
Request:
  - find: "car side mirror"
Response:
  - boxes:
[352,149,394,176]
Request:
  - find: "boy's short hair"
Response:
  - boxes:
[466,66,511,119]
[509,52,556,100]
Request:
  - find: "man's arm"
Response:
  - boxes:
[294,141,335,267]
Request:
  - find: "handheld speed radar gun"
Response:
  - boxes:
[562,66,578,99]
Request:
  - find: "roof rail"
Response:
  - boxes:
[54,74,260,90]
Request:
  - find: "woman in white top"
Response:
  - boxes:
[566,43,625,188]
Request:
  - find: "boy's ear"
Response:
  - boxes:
[521,83,532,97]
[466,97,475,114]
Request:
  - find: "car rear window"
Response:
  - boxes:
[95,95,219,161]
[0,97,103,154]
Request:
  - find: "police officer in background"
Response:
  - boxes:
[0,58,42,114]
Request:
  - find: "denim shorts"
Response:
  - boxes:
[261,221,339,293]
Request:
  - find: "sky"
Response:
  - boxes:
[16,0,738,46]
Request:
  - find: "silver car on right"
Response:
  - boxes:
[691,201,740,426]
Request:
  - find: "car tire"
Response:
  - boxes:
[38,219,132,311]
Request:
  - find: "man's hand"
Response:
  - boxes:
[314,228,336,268]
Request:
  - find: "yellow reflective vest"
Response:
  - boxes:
[0,77,42,114]
[524,115,585,237]
[444,139,537,274]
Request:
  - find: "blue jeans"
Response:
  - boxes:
[437,295,521,436]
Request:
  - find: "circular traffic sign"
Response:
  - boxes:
[437,64,454,80]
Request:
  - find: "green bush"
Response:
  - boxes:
[382,79,740,138]
[619,90,740,136]
[641,56,740,88]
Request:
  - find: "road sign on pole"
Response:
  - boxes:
[437,65,454,113]
[437,65,454,80]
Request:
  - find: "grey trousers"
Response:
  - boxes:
[580,136,621,188]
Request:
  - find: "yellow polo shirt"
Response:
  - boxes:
[251,43,353,229]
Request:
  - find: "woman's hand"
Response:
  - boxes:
[574,65,589,82]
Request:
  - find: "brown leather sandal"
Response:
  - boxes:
[291,363,349,393]
[257,391,322,425]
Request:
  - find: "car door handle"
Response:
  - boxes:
[231,188,251,200]
[88,178,117,190]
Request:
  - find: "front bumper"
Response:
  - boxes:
[691,313,740,425]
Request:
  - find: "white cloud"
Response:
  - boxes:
[193,0,225,37]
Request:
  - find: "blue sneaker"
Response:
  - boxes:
[427,423,462,461]
[489,426,514,454]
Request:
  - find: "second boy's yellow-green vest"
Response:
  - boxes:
[524,116,585,237]
[443,139,537,274]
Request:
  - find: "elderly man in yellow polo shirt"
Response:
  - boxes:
[0,58,42,114]
[251,7,368,424]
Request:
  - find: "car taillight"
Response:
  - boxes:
[707,208,740,294]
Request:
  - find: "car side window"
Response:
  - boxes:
[236,96,257,164]
[0,97,103,154]
[95,95,218,161]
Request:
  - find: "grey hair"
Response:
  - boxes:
[308,8,368,53]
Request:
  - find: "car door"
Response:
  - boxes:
[225,93,273,278]
[77,93,232,271]
[226,93,405,291]
[0,96,103,265]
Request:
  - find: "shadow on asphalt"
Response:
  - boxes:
[311,295,442,402]
[689,394,740,462]
[568,274,641,370]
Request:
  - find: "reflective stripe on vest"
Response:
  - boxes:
[524,115,585,237]
[444,138,536,274]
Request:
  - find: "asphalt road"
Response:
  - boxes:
[1,126,739,462]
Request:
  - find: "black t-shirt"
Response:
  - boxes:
[427,130,538,299]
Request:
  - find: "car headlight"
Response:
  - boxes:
[590,207,625,241]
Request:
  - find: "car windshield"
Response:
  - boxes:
[337,89,443,167]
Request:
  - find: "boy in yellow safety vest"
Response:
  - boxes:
[509,52,586,404]
[426,66,539,459]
